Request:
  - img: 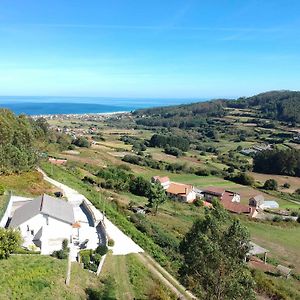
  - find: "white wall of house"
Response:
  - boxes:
[232,194,241,202]
[161,181,170,189]
[186,191,196,203]
[18,214,72,255]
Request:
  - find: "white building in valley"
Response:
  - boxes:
[9,194,75,254]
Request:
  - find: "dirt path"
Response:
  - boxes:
[137,253,197,300]
[113,256,134,300]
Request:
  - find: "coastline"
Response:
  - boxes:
[31,110,131,119]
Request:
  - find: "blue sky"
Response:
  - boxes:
[0,0,300,98]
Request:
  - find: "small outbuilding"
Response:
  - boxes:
[248,242,269,264]
[249,195,265,208]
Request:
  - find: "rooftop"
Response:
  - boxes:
[9,194,75,228]
[167,182,193,196]
[203,186,225,196]
[153,176,170,184]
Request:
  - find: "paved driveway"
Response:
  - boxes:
[38,168,144,256]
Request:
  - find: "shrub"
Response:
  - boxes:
[290,211,299,217]
[52,239,69,259]
[62,239,68,251]
[0,228,22,259]
[87,262,98,273]
[0,184,5,196]
[294,188,300,195]
[193,199,203,207]
[72,136,90,148]
[93,253,102,265]
[195,168,210,176]
[95,245,108,256]
[272,215,283,222]
[79,249,93,266]
[52,249,68,259]
[226,172,254,186]
[164,146,183,157]
[283,182,290,188]
[263,179,278,191]
[108,239,115,247]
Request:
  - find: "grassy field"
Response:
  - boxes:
[0,171,54,196]
[100,253,176,299]
[0,255,98,300]
[250,171,300,194]
[0,171,55,217]
[242,218,300,272]
[45,115,300,296]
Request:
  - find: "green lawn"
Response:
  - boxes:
[0,255,98,300]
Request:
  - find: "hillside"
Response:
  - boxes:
[227,90,300,123]
[134,90,300,126]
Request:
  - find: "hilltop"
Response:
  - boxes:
[134,90,300,126]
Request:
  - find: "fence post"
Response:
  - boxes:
[65,251,72,286]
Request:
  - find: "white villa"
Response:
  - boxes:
[3,193,107,258]
[9,194,75,254]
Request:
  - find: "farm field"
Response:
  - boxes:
[30,106,300,298]
[249,171,300,193]
[243,219,300,272]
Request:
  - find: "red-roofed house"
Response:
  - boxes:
[202,187,240,203]
[151,176,196,203]
[166,182,196,203]
[202,187,253,215]
[151,176,171,189]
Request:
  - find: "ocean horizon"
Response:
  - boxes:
[0,96,206,115]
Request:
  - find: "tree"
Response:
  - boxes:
[263,179,278,190]
[179,202,255,299]
[226,172,254,186]
[147,182,167,215]
[73,136,90,148]
[129,176,152,197]
[0,228,22,259]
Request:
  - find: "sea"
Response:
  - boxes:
[0,96,205,116]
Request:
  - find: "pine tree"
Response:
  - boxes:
[147,182,167,215]
[179,201,255,299]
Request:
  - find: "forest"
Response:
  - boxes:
[0,109,72,174]
[253,148,300,176]
[134,90,300,127]
[227,90,300,123]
